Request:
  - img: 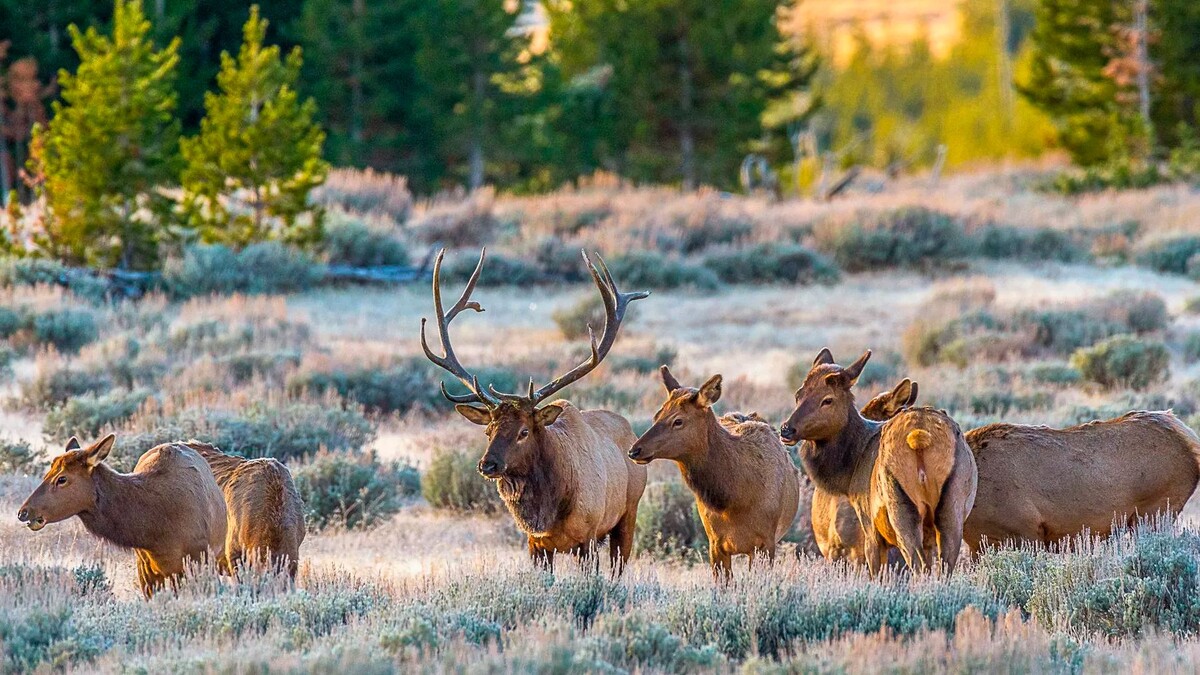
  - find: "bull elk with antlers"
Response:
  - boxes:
[422,249,648,572]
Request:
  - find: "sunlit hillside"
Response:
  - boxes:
[790,0,963,63]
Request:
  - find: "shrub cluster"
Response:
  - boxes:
[634,480,706,559]
[421,447,503,513]
[320,211,410,268]
[973,225,1088,263]
[315,168,413,222]
[702,243,839,285]
[293,450,420,530]
[816,207,970,272]
[164,243,324,297]
[607,252,721,291]
[42,389,152,440]
[288,361,444,415]
[1134,235,1200,276]
[0,437,40,474]
[0,258,110,302]
[1070,335,1170,390]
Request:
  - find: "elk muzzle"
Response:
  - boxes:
[627,446,650,464]
[17,506,45,531]
[478,458,504,479]
[779,423,799,445]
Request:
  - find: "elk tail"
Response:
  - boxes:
[907,429,933,485]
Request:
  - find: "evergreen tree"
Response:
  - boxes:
[546,0,809,189]
[1017,0,1133,165]
[30,0,180,269]
[181,6,328,248]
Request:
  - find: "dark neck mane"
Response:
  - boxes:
[800,408,882,497]
[499,427,573,535]
[77,464,172,552]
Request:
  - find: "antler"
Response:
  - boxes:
[420,248,501,408]
[492,251,649,406]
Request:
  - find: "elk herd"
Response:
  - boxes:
[13,247,1200,596]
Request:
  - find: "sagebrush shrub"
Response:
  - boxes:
[315,168,413,222]
[441,249,544,286]
[43,389,151,440]
[293,450,419,530]
[31,308,99,354]
[164,242,323,297]
[20,366,112,409]
[421,447,503,513]
[634,480,705,559]
[0,437,40,474]
[288,361,444,414]
[817,207,970,272]
[1135,236,1200,275]
[702,243,840,285]
[973,225,1087,263]
[1070,335,1170,390]
[607,252,720,291]
[321,211,410,267]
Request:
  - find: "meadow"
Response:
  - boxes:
[7,167,1200,672]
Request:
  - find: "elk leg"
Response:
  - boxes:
[934,504,965,574]
[882,476,926,573]
[607,508,637,577]
[528,539,555,572]
[710,546,732,583]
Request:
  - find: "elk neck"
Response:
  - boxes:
[801,409,882,497]
[77,463,175,552]
[674,411,739,513]
[502,423,575,534]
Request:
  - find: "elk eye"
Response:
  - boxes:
[821,397,834,407]
[673,418,684,428]
[55,476,67,487]
[518,428,529,440]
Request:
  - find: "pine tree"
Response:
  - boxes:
[181,5,328,248]
[29,0,181,269]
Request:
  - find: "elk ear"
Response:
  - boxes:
[887,379,915,416]
[65,436,81,452]
[696,374,722,407]
[844,350,872,384]
[85,434,115,468]
[535,404,564,427]
[455,405,491,426]
[660,365,682,393]
[813,348,835,366]
[905,381,920,407]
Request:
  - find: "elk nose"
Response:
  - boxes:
[779,424,796,441]
[478,459,500,477]
[628,447,643,460]
[17,508,29,523]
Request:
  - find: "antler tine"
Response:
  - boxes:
[489,377,536,402]
[528,251,649,404]
[420,249,499,407]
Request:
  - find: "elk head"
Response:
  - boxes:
[628,366,721,464]
[18,435,115,531]
[779,348,871,445]
[859,379,919,422]
[421,248,647,480]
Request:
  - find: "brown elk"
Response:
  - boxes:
[964,411,1200,549]
[189,442,306,578]
[628,367,800,577]
[17,435,227,598]
[812,379,918,565]
[833,383,1200,552]
[780,350,977,574]
[422,248,648,572]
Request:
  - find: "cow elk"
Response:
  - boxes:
[191,442,306,578]
[780,350,977,574]
[629,367,800,577]
[422,248,648,573]
[17,435,227,598]
[964,411,1200,550]
[812,378,918,565]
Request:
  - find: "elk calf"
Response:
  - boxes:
[812,379,917,565]
[18,435,227,598]
[190,442,306,578]
[423,249,648,573]
[781,351,976,574]
[629,367,800,577]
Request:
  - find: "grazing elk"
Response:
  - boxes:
[190,442,306,578]
[780,350,976,574]
[422,248,648,573]
[628,367,800,577]
[963,411,1200,550]
[812,379,918,565]
[17,435,227,598]
[843,384,1200,552]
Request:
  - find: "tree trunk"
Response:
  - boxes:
[468,64,486,191]
[678,32,696,190]
[1134,0,1154,145]
[350,0,366,162]
[0,106,11,205]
